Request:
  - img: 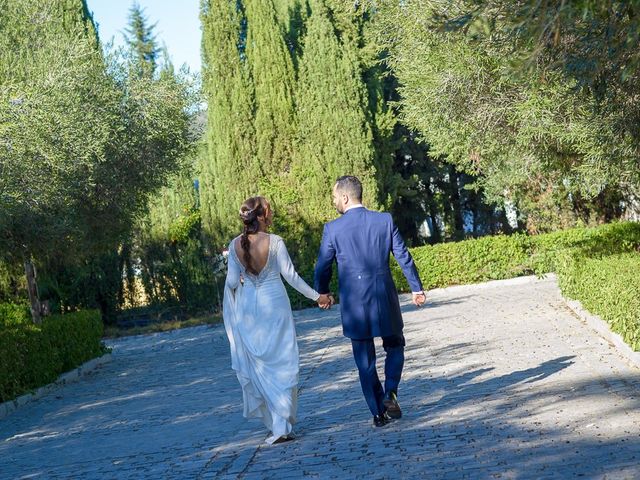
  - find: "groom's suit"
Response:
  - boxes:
[314,206,423,416]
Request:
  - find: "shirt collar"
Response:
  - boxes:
[344,203,364,213]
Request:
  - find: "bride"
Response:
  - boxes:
[222,196,332,444]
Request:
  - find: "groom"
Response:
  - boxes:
[314,176,426,427]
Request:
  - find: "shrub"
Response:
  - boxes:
[0,309,105,402]
[43,310,105,372]
[527,221,640,273]
[556,252,640,351]
[0,302,30,327]
[389,221,640,351]
[392,221,640,291]
[392,233,532,291]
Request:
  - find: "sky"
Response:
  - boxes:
[86,0,201,73]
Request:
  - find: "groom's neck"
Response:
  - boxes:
[344,203,364,213]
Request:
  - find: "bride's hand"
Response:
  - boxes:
[317,293,332,309]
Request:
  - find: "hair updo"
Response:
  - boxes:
[239,196,271,275]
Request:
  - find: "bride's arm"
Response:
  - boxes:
[276,239,321,301]
[225,250,241,291]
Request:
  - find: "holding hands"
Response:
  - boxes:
[317,293,335,310]
[318,292,422,309]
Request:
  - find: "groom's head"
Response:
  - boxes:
[333,175,362,214]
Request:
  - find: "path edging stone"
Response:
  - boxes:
[563,297,640,369]
[0,352,112,421]
[425,274,545,295]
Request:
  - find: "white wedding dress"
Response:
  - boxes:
[223,234,320,444]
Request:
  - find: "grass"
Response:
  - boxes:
[102,313,222,339]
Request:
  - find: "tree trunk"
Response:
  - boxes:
[427,204,442,244]
[24,259,42,324]
[449,166,465,240]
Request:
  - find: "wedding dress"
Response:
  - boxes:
[223,234,320,444]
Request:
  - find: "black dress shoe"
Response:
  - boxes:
[383,391,402,419]
[272,435,295,444]
[372,412,390,427]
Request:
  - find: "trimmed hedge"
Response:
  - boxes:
[0,310,105,402]
[392,221,640,291]
[393,233,532,291]
[527,221,640,273]
[556,252,640,351]
[391,220,640,351]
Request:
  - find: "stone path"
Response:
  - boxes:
[1,275,640,479]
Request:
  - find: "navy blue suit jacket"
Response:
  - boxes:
[314,207,423,339]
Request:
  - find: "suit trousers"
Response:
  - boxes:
[350,334,405,416]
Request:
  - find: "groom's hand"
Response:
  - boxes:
[412,291,426,307]
[317,293,332,309]
[328,294,335,307]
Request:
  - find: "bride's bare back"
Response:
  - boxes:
[234,232,271,274]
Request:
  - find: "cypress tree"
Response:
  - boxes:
[244,0,296,176]
[124,2,159,79]
[199,0,256,246]
[292,0,378,221]
[0,0,98,85]
[271,0,308,72]
[242,0,303,253]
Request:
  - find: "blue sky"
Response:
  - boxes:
[86,0,201,73]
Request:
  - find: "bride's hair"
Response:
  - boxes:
[239,196,271,275]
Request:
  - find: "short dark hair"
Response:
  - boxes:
[335,175,362,201]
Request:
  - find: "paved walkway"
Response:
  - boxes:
[2,275,640,479]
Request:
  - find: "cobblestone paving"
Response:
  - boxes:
[2,275,640,479]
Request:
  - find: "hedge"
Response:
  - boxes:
[527,221,640,273]
[0,309,105,402]
[392,221,640,291]
[0,302,30,328]
[556,252,640,351]
[391,220,640,351]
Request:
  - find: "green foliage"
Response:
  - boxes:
[557,252,640,351]
[0,0,114,264]
[290,0,379,216]
[0,262,26,303]
[392,221,640,291]
[527,221,640,273]
[392,233,532,291]
[130,157,225,313]
[168,209,202,244]
[0,303,30,328]
[199,0,381,290]
[42,310,105,371]
[431,1,640,103]
[0,0,195,295]
[0,309,104,402]
[369,1,640,232]
[134,229,225,312]
[124,2,160,79]
[0,0,196,320]
[199,0,256,244]
[245,0,296,175]
[38,251,123,323]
